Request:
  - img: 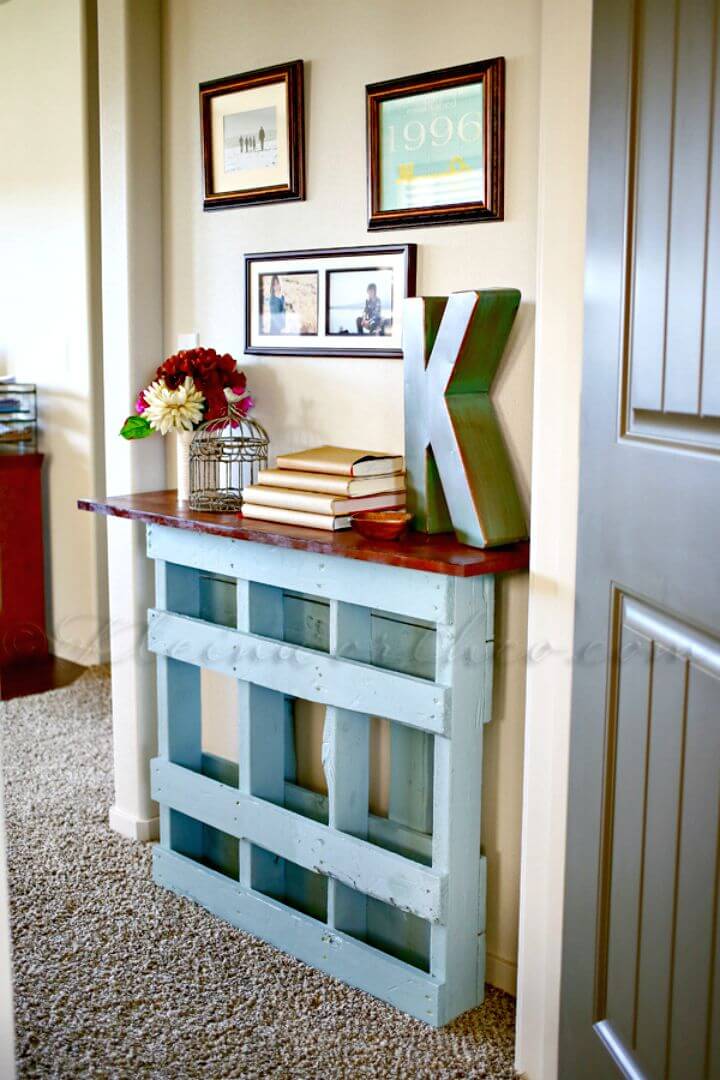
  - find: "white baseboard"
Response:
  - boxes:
[487,951,517,996]
[109,805,159,843]
[51,641,110,667]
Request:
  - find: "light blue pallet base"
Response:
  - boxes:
[153,845,462,1026]
[148,522,493,1027]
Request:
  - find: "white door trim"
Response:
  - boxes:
[515,0,593,1075]
[97,0,165,840]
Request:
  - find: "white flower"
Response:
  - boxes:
[143,377,205,435]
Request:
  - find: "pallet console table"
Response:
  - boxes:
[80,491,529,1026]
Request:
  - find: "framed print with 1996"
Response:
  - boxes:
[366,58,504,230]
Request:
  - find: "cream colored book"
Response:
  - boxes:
[243,485,406,516]
[275,445,404,478]
[257,468,406,497]
[241,503,351,531]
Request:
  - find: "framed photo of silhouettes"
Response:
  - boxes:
[366,58,505,230]
[200,60,305,210]
[245,245,417,357]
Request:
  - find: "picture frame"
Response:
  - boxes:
[366,58,505,230]
[200,60,305,211]
[244,245,417,357]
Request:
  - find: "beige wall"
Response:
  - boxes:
[162,0,540,992]
[0,0,107,665]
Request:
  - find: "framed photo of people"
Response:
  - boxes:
[200,60,305,210]
[366,58,505,229]
[244,245,417,357]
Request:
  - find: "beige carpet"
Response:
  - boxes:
[1,669,516,1079]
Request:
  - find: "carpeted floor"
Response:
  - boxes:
[1,670,517,1079]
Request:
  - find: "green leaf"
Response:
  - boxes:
[120,415,154,440]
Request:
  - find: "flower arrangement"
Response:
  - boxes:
[120,347,254,439]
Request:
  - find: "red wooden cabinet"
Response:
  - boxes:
[0,454,47,664]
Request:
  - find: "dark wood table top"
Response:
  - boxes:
[78,490,529,578]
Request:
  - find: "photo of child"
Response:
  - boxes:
[326,268,394,337]
[259,272,319,336]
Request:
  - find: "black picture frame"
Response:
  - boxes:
[244,244,417,358]
[366,57,505,230]
[200,59,305,211]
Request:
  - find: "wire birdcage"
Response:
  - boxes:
[189,407,269,512]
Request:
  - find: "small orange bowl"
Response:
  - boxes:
[350,510,413,541]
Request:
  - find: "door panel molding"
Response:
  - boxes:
[621,0,720,453]
[594,587,720,1077]
[594,1019,651,1080]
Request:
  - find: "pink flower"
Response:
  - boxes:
[228,395,255,428]
[135,391,147,415]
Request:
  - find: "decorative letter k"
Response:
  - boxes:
[403,290,527,549]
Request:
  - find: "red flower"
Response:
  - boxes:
[149,347,250,417]
[204,387,229,420]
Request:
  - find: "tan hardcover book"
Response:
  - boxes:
[275,445,404,478]
[241,503,351,531]
[243,485,405,516]
[257,468,406,497]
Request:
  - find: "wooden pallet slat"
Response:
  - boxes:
[155,560,202,859]
[148,523,452,622]
[324,600,372,937]
[153,845,445,1024]
[151,759,445,923]
[148,609,450,735]
[236,580,286,894]
[281,778,433,863]
[431,575,488,1017]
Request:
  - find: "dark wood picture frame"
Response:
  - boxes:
[244,244,417,358]
[366,58,505,230]
[200,60,305,211]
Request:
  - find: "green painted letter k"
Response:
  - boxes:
[403,290,527,548]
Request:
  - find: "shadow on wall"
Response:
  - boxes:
[239,363,328,463]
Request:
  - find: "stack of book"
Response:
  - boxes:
[242,445,406,530]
